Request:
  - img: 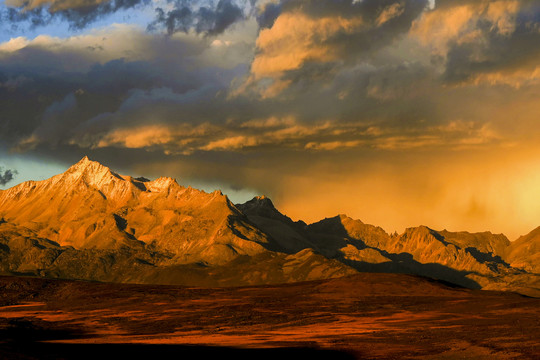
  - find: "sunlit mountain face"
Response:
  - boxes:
[2,0,540,240]
[0,157,538,296]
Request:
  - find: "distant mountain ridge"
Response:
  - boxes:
[0,157,538,295]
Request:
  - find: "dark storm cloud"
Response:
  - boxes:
[148,0,245,36]
[443,4,540,84]
[1,0,531,160]
[0,27,241,149]
[9,63,239,151]
[0,59,171,145]
[255,0,281,28]
[0,167,18,186]
[2,0,248,33]
[2,0,150,29]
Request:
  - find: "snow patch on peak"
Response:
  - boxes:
[68,156,110,175]
[147,177,179,192]
[63,156,128,192]
[72,156,95,167]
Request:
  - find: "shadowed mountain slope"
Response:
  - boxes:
[236,202,539,295]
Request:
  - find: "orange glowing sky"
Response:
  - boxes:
[1,0,540,240]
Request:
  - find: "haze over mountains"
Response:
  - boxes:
[0,157,538,296]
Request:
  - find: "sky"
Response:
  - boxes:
[1,0,540,240]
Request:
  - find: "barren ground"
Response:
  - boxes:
[0,274,539,359]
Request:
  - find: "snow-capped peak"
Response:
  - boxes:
[68,156,110,175]
[147,177,179,192]
[63,156,124,190]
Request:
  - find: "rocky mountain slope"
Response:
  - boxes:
[0,157,271,262]
[505,226,540,273]
[0,157,538,295]
[0,157,355,286]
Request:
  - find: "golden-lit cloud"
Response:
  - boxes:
[376,2,405,27]
[201,135,260,151]
[411,4,475,54]
[305,140,364,151]
[95,125,175,149]
[412,1,520,51]
[485,0,520,35]
[0,37,30,52]
[251,11,363,77]
[240,10,365,97]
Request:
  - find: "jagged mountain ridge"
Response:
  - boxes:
[0,157,355,285]
[0,157,538,295]
[244,207,538,293]
[0,156,280,263]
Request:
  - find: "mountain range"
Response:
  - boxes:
[0,157,538,296]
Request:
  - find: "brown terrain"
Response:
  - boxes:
[1,274,539,360]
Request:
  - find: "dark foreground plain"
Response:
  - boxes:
[0,274,539,360]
